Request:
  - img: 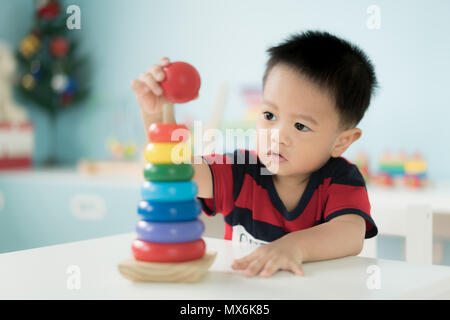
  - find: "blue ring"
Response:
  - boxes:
[137,199,202,222]
[136,219,205,243]
[141,180,198,202]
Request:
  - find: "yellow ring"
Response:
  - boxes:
[145,142,192,164]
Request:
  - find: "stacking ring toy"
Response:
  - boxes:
[148,123,190,143]
[141,180,197,202]
[160,61,201,104]
[137,199,201,222]
[144,163,194,181]
[145,142,191,164]
[136,219,204,243]
[132,238,206,262]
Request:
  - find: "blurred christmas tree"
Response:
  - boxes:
[15,0,90,165]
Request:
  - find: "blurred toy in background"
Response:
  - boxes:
[354,150,370,182]
[371,150,428,188]
[106,137,137,161]
[372,150,404,187]
[206,83,228,131]
[403,151,428,188]
[0,41,33,170]
[241,86,261,127]
[0,43,28,123]
[77,136,142,177]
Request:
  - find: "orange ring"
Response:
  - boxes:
[148,123,190,143]
[131,238,206,262]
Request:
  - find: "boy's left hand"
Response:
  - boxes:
[231,234,305,278]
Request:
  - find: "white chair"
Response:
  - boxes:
[359,204,433,264]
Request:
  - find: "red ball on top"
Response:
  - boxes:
[160,62,201,103]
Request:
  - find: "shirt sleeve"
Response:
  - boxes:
[323,159,378,239]
[196,149,246,217]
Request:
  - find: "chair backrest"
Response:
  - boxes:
[359,204,433,265]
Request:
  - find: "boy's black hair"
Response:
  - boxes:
[263,30,378,129]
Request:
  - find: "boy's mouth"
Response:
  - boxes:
[267,150,287,161]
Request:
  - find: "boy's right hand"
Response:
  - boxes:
[132,57,200,115]
[131,57,172,115]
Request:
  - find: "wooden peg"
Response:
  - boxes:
[162,103,176,123]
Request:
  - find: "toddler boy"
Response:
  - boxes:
[132,30,378,278]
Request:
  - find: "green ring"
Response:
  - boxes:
[144,163,194,181]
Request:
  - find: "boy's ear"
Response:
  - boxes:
[331,128,362,157]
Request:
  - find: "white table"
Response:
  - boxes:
[0,233,449,300]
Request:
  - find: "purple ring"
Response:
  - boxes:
[136,219,205,243]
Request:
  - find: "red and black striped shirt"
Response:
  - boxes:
[197,148,378,243]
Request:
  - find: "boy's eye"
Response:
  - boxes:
[264,112,311,132]
[295,122,310,132]
[263,111,276,121]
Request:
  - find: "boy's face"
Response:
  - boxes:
[256,63,360,180]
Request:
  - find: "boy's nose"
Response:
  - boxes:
[270,126,290,147]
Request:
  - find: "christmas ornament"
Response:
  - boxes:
[60,91,74,106]
[19,34,40,59]
[36,0,60,19]
[50,36,69,57]
[51,73,68,93]
[30,60,43,80]
[21,74,35,90]
[63,78,76,94]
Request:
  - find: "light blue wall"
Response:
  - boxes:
[1,0,449,180]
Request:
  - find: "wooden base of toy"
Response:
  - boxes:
[118,251,217,283]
